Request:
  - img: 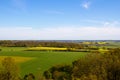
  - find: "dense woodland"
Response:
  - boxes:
[0,48,120,80]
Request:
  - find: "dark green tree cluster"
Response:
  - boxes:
[23,73,35,80]
[43,65,72,80]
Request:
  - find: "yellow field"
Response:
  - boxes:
[0,56,35,63]
[27,47,68,51]
[97,42,107,44]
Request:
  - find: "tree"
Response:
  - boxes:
[23,73,35,80]
[0,57,20,80]
[43,71,52,79]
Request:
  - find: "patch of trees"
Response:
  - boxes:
[23,73,35,80]
[43,65,72,80]
[0,57,20,80]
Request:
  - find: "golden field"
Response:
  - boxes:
[27,47,69,51]
[0,56,35,63]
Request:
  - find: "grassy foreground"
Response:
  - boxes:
[0,47,87,76]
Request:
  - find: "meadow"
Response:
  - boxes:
[0,47,87,76]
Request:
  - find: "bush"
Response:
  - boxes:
[0,57,20,80]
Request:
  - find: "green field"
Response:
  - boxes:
[0,47,87,76]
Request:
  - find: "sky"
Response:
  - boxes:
[0,0,120,40]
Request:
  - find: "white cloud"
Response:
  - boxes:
[80,20,120,27]
[103,21,120,27]
[0,26,120,40]
[81,1,91,9]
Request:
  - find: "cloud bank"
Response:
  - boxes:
[0,26,120,40]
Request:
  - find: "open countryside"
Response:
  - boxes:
[0,44,87,76]
[0,40,120,80]
[0,0,120,80]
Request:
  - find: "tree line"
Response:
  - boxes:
[0,40,84,48]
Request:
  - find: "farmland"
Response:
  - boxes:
[0,47,87,76]
[26,47,68,51]
[0,56,34,63]
[0,40,120,79]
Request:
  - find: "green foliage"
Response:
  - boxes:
[23,73,35,80]
[45,64,72,80]
[0,57,20,80]
[72,53,107,80]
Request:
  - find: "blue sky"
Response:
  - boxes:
[0,0,120,40]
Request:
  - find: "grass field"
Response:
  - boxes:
[0,47,87,76]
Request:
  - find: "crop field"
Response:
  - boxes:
[27,47,68,51]
[0,56,35,63]
[0,47,87,76]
